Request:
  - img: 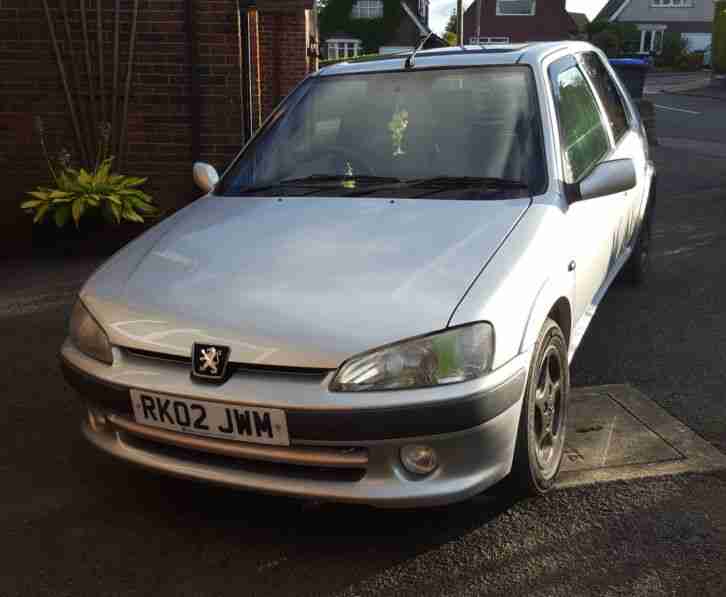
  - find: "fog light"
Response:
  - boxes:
[400,445,438,476]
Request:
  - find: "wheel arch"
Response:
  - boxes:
[547,297,572,348]
[519,272,576,357]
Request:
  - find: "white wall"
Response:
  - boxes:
[684,32,711,51]
[617,0,715,23]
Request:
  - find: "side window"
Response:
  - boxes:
[580,52,629,143]
[550,59,611,183]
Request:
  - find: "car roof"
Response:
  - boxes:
[318,41,594,77]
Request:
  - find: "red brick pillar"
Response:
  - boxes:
[257,7,315,120]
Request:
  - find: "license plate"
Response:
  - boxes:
[129,390,290,446]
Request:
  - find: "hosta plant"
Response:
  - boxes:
[22,157,157,228]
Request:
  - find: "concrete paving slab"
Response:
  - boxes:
[558,385,726,488]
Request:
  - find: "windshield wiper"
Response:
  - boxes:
[404,176,529,190]
[344,176,529,198]
[280,174,403,185]
[235,174,403,195]
[233,175,526,197]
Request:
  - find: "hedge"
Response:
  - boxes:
[319,52,384,67]
[715,1,726,74]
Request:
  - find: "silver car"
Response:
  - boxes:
[61,42,655,507]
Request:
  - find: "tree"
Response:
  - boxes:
[444,8,457,36]
[714,1,726,75]
[587,20,639,56]
[660,32,689,67]
[591,29,620,57]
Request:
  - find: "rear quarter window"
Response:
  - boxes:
[580,52,630,143]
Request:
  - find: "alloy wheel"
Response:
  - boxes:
[532,345,565,476]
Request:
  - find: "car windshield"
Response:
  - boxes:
[218,66,546,198]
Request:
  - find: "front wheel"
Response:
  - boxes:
[510,318,570,496]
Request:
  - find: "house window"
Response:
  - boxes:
[418,0,429,20]
[326,39,362,60]
[637,25,667,54]
[496,0,536,16]
[351,0,383,19]
[651,0,692,7]
[469,36,511,45]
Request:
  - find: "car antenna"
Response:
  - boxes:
[405,32,434,70]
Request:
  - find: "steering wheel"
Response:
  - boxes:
[293,145,376,177]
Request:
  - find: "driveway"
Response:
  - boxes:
[2,88,726,596]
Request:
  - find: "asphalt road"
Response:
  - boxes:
[572,90,726,456]
[2,80,726,597]
[651,94,726,146]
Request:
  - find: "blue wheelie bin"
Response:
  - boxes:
[609,57,651,100]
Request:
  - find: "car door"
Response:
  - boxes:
[579,51,647,262]
[548,55,619,326]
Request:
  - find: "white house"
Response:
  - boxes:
[596,0,716,53]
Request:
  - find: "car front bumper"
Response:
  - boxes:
[60,340,528,508]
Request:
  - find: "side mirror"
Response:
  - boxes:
[193,162,219,194]
[570,158,637,202]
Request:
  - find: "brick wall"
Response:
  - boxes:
[258,9,311,120]
[196,0,243,168]
[0,0,314,257]
[1,0,66,255]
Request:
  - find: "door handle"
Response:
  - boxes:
[568,261,576,272]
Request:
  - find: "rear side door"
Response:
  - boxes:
[579,51,647,259]
[548,56,619,325]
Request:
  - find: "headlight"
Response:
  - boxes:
[330,323,494,392]
[69,300,113,365]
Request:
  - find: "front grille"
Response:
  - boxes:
[121,433,367,483]
[123,347,332,379]
[124,347,190,365]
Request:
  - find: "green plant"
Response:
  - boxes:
[320,52,381,66]
[22,157,156,227]
[685,52,705,70]
[660,32,689,67]
[443,31,458,47]
[588,21,639,56]
[22,118,157,228]
[591,29,620,56]
[714,1,726,75]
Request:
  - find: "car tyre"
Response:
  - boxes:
[510,318,569,497]
[623,207,653,286]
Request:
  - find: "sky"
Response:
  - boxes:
[429,1,609,35]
